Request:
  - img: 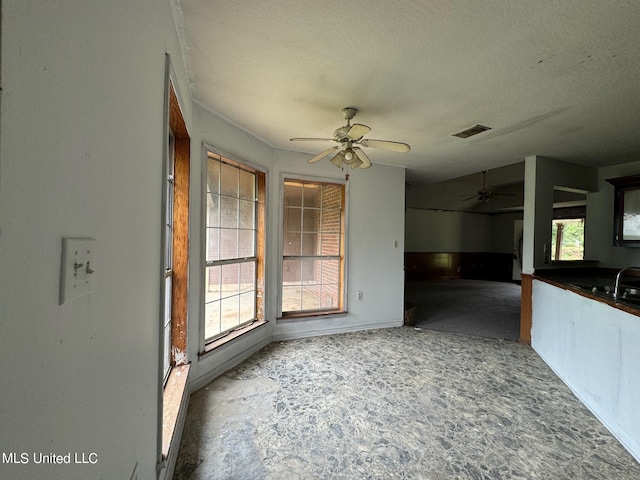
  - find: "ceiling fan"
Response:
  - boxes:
[461,170,515,203]
[290,107,410,169]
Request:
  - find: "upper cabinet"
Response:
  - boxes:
[607,174,640,247]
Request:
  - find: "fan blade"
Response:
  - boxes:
[350,156,364,169]
[360,139,410,152]
[308,146,339,163]
[290,137,334,142]
[346,123,371,140]
[354,148,372,169]
[461,194,479,201]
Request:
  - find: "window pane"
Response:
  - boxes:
[283,232,301,256]
[302,208,320,232]
[205,301,221,340]
[221,263,240,298]
[207,193,220,227]
[239,292,255,322]
[322,184,342,209]
[206,227,220,262]
[221,296,239,332]
[238,230,254,258]
[303,183,321,207]
[284,207,301,232]
[239,200,255,229]
[321,209,341,232]
[207,158,220,194]
[320,259,340,285]
[321,284,339,309]
[283,259,302,284]
[301,259,317,284]
[220,197,239,228]
[239,169,255,200]
[220,229,238,259]
[320,233,340,256]
[301,284,321,310]
[302,232,319,256]
[163,275,172,379]
[240,262,256,293]
[282,286,301,312]
[220,162,239,197]
[284,182,303,206]
[205,266,221,303]
[552,219,585,261]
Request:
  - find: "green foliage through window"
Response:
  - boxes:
[551,218,584,261]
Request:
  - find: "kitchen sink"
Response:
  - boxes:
[570,284,612,295]
[570,283,640,307]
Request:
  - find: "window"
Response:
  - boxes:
[161,80,189,383]
[281,179,345,316]
[162,132,175,382]
[204,152,265,344]
[551,218,585,261]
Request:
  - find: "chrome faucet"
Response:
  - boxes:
[613,267,640,300]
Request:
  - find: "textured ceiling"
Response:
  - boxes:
[174,0,640,186]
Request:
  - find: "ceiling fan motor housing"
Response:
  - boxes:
[334,126,352,141]
[341,107,357,120]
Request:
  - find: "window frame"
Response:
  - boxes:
[199,146,267,355]
[160,78,190,384]
[278,174,348,319]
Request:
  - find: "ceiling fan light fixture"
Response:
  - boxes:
[330,152,344,168]
[343,148,355,164]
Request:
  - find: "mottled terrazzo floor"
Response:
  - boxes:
[174,327,640,480]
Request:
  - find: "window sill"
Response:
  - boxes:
[161,364,190,459]
[278,310,347,321]
[198,319,268,358]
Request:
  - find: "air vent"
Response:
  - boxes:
[452,124,492,139]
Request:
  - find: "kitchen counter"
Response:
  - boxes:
[534,266,640,316]
[528,273,640,462]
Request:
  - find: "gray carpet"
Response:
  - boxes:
[405,279,521,341]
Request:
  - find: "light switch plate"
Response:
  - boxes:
[59,238,96,305]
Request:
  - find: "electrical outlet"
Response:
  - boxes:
[356,291,363,301]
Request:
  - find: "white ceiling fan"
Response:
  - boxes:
[461,170,516,203]
[290,107,410,170]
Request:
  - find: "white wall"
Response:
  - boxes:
[405,209,492,252]
[490,212,523,253]
[0,2,190,479]
[586,160,640,268]
[522,156,597,272]
[532,280,640,462]
[405,208,522,254]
